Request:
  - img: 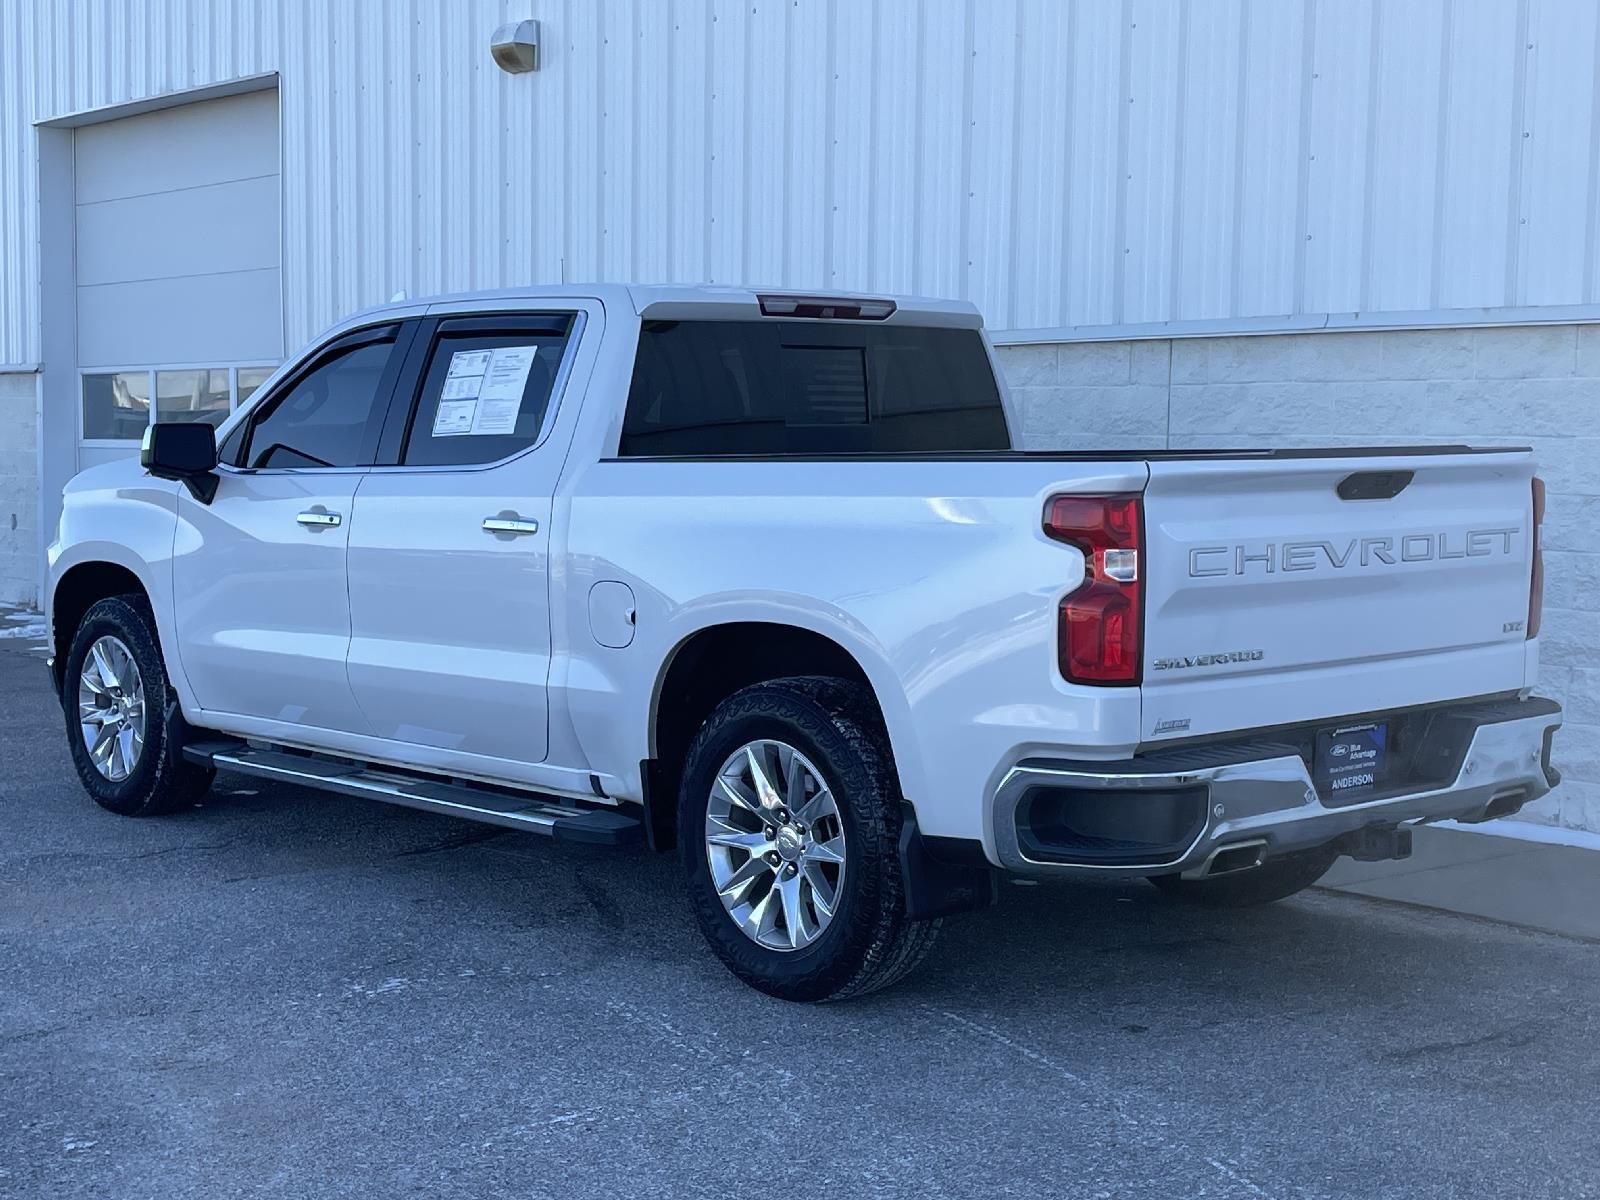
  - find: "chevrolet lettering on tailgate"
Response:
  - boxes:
[1188,527,1520,578]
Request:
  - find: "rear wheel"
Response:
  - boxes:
[678,677,940,1002]
[1147,844,1340,908]
[62,596,214,817]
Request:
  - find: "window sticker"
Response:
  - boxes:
[472,346,538,435]
[432,345,541,437]
[433,350,486,435]
[447,350,492,379]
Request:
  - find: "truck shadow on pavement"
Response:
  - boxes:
[177,773,1544,1023]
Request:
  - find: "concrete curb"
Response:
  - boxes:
[1320,824,1600,942]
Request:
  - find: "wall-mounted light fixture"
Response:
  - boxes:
[490,20,541,73]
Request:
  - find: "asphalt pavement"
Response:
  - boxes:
[2,629,1597,1199]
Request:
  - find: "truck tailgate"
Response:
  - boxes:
[1140,450,1536,742]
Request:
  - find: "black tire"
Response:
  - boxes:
[61,595,215,817]
[1147,843,1340,908]
[678,676,940,1002]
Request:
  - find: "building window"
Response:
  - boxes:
[81,363,279,442]
[236,366,275,406]
[80,372,152,440]
[156,369,232,426]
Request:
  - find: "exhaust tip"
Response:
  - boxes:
[1203,840,1267,878]
[1455,789,1531,825]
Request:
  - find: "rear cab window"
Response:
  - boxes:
[619,320,1011,457]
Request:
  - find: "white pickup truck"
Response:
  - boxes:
[47,285,1562,1001]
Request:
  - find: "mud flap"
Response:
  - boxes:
[899,804,998,921]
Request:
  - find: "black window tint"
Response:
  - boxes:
[619,320,1011,457]
[782,346,867,424]
[243,339,395,469]
[217,418,246,467]
[402,323,573,466]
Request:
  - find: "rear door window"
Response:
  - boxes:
[399,315,575,467]
[619,320,1011,456]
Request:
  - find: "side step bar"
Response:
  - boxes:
[183,742,642,846]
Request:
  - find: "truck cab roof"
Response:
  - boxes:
[336,283,985,330]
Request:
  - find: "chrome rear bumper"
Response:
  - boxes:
[989,697,1562,877]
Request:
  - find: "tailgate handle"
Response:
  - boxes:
[1336,470,1414,501]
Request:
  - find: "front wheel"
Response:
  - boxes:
[62,595,215,817]
[1146,844,1340,908]
[678,677,940,1002]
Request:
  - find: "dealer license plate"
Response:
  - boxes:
[1315,722,1388,799]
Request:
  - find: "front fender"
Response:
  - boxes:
[48,470,187,709]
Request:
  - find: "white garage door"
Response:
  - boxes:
[75,89,281,464]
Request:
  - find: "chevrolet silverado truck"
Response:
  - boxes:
[47,285,1563,1001]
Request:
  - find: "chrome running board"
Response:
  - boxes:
[183,742,642,846]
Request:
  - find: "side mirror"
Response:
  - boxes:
[141,422,220,504]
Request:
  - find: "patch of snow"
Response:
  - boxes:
[0,610,47,640]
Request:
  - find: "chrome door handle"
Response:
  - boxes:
[482,516,540,536]
[296,510,342,528]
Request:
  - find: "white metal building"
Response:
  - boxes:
[1,0,1597,833]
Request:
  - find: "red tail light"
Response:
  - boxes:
[1529,476,1545,639]
[1045,493,1143,685]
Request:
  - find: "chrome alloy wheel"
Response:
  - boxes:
[77,635,147,783]
[704,739,847,952]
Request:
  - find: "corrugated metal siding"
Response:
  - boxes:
[5,0,1600,364]
[0,0,39,364]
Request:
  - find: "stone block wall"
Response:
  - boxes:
[0,372,38,607]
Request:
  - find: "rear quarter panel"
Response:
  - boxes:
[558,458,1148,845]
